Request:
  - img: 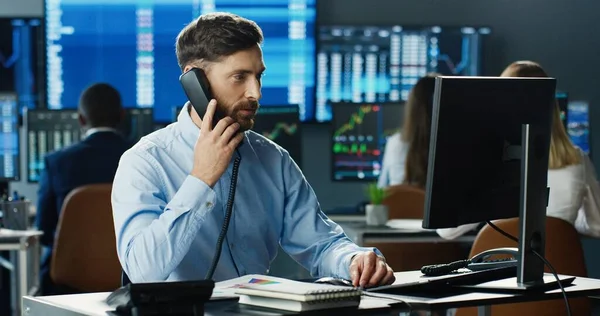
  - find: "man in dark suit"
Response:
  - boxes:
[35,83,132,295]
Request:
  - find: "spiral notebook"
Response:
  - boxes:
[234,276,362,312]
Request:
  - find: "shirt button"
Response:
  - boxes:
[205,202,213,208]
[230,243,235,249]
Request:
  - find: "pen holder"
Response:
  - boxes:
[0,200,31,230]
[365,204,388,226]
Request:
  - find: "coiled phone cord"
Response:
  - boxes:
[205,150,242,280]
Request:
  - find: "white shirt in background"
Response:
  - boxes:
[378,132,409,188]
[437,149,600,239]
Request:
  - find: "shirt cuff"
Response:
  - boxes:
[167,175,217,214]
[341,247,382,279]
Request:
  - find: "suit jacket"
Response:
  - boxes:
[35,131,132,294]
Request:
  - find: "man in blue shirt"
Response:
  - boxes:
[111,12,395,288]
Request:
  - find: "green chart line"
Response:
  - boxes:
[334,105,373,137]
[263,123,298,140]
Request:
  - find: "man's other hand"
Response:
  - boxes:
[349,251,395,288]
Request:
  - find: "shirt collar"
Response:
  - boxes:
[84,127,120,138]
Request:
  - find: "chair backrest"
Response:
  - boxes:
[50,183,122,292]
[382,184,425,219]
[371,184,468,272]
[456,217,590,316]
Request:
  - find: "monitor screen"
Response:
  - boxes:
[25,109,81,182]
[0,17,44,112]
[45,0,316,122]
[0,94,20,181]
[119,108,154,143]
[254,105,302,167]
[25,108,153,182]
[423,76,555,229]
[316,25,490,122]
[331,102,403,181]
[568,101,590,155]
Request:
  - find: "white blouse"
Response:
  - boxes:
[378,132,409,188]
[437,150,600,239]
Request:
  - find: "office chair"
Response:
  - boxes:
[363,184,468,272]
[455,217,590,316]
[50,184,122,292]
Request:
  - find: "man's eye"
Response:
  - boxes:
[234,74,245,81]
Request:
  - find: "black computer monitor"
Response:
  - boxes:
[0,93,20,181]
[253,105,302,168]
[25,108,154,182]
[423,76,558,289]
[331,102,403,181]
[119,108,154,143]
[316,25,490,122]
[25,109,81,182]
[567,100,591,156]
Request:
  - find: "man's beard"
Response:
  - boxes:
[218,100,259,132]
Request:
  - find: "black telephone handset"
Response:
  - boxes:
[179,67,224,128]
[178,67,241,281]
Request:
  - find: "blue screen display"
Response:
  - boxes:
[0,17,44,113]
[316,25,490,122]
[0,94,20,180]
[45,0,316,122]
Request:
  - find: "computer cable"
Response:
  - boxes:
[485,220,571,316]
[205,149,242,280]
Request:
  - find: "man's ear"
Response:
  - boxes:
[77,112,86,127]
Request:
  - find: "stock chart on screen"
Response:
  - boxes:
[45,0,316,122]
[0,17,44,112]
[331,102,403,181]
[253,105,302,167]
[316,25,490,122]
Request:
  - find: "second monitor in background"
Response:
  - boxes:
[253,105,302,168]
[172,105,303,168]
[316,25,490,122]
[0,93,21,181]
[331,102,403,181]
[25,108,153,182]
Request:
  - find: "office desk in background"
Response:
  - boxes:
[22,271,600,316]
[336,220,477,246]
[0,229,42,316]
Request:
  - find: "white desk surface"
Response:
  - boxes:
[25,292,112,316]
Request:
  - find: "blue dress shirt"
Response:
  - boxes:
[111,105,379,283]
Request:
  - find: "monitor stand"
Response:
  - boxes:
[487,123,573,291]
[458,274,575,293]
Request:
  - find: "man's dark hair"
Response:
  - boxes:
[175,12,264,71]
[78,83,123,128]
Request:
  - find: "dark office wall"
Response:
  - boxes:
[305,0,600,210]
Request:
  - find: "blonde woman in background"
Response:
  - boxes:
[437,60,600,239]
